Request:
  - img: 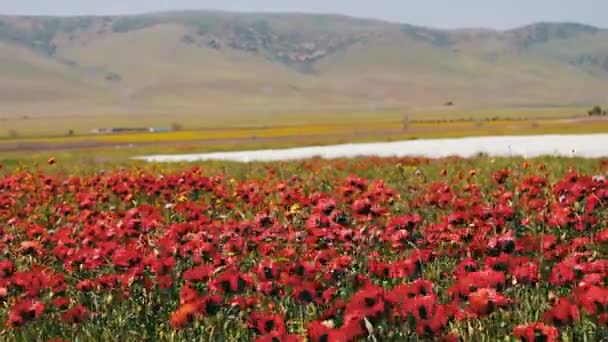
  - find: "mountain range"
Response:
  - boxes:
[1,10,608,118]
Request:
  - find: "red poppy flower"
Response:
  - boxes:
[414,304,452,337]
[468,288,511,316]
[389,257,423,279]
[149,256,176,276]
[18,241,43,257]
[293,281,320,304]
[352,198,372,216]
[549,260,578,286]
[97,274,119,290]
[182,263,214,282]
[257,281,283,297]
[0,260,14,278]
[442,333,462,342]
[170,302,200,329]
[307,320,348,342]
[409,295,438,321]
[573,285,608,315]
[511,262,539,285]
[13,269,48,298]
[513,322,560,342]
[61,304,90,324]
[305,214,331,230]
[257,260,282,281]
[53,297,70,311]
[7,299,45,327]
[255,332,303,342]
[492,169,511,185]
[315,198,337,215]
[600,313,608,327]
[344,285,386,321]
[449,270,505,300]
[578,273,603,287]
[209,269,252,294]
[543,298,579,326]
[454,258,478,278]
[249,312,287,335]
[229,296,259,312]
[199,294,223,316]
[179,282,199,305]
[111,248,141,269]
[597,228,608,244]
[76,279,95,292]
[369,260,391,278]
[390,230,412,250]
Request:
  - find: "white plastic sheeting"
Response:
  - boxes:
[134,134,608,163]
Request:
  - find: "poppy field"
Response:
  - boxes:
[0,156,607,341]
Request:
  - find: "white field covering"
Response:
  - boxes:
[134,134,608,163]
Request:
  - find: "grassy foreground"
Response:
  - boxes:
[0,156,607,341]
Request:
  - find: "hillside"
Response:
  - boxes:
[1,11,608,123]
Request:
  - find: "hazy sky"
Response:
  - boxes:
[0,0,605,29]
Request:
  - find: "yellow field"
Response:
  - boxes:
[0,106,590,139]
[1,116,604,145]
[0,116,605,157]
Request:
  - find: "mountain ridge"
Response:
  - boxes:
[0,10,603,31]
[0,10,607,119]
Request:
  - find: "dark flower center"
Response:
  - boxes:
[418,306,428,319]
[533,330,548,342]
[21,309,36,320]
[492,262,507,272]
[335,213,349,225]
[264,267,274,280]
[552,317,563,326]
[323,206,334,215]
[220,280,231,293]
[264,319,275,333]
[364,297,377,307]
[205,301,221,315]
[424,325,433,336]
[503,240,515,253]
[236,277,246,292]
[298,290,314,303]
[295,265,305,276]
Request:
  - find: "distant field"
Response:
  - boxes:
[1,114,608,173]
[0,106,590,139]
[0,114,604,146]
